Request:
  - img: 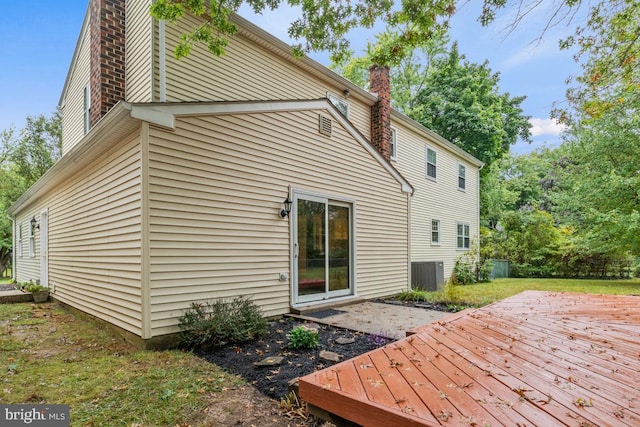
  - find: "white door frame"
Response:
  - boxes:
[39,208,49,288]
[291,188,356,305]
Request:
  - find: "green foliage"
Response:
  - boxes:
[17,282,47,293]
[287,325,319,349]
[0,113,61,275]
[178,296,268,348]
[412,43,531,171]
[151,0,457,65]
[396,289,430,302]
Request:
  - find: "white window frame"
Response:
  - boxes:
[431,219,440,245]
[29,219,36,258]
[390,128,398,160]
[426,146,437,180]
[458,163,466,191]
[327,92,349,118]
[17,224,23,258]
[83,83,91,134]
[457,223,470,250]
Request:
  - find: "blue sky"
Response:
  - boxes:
[1,1,582,154]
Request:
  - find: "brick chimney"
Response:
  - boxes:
[89,0,126,128]
[369,65,392,161]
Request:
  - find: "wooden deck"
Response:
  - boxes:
[299,291,640,426]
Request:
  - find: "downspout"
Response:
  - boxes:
[158,20,167,102]
[407,193,412,291]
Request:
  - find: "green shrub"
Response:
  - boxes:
[178,296,268,349]
[287,325,319,349]
[396,289,429,302]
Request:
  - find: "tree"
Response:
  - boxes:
[478,0,639,119]
[0,113,62,276]
[412,43,531,170]
[10,112,62,188]
[332,29,450,115]
[552,90,640,256]
[151,0,456,65]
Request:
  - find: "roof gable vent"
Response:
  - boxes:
[319,114,332,137]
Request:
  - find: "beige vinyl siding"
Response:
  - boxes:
[14,215,40,284]
[12,132,144,335]
[147,110,408,336]
[61,21,91,154]
[392,122,480,280]
[125,0,153,102]
[162,15,371,139]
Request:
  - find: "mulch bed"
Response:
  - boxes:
[197,317,389,399]
[198,299,463,400]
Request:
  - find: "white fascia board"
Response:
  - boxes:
[130,106,175,129]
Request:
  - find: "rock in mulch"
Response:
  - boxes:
[335,337,355,345]
[254,356,285,367]
[319,350,342,362]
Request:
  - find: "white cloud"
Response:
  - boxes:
[529,117,566,137]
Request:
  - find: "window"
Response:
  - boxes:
[29,219,36,258]
[327,93,349,118]
[426,147,437,179]
[457,223,470,250]
[17,224,23,257]
[431,220,440,244]
[83,84,91,134]
[390,128,398,160]
[458,164,466,190]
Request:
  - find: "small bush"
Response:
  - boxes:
[287,325,319,349]
[179,296,268,349]
[452,259,475,285]
[396,289,429,302]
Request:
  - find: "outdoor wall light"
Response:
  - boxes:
[30,216,39,230]
[280,196,293,218]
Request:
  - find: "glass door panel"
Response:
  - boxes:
[297,199,326,296]
[328,205,350,292]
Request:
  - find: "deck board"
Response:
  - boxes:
[299,291,640,426]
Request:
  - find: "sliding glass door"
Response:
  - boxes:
[294,193,353,303]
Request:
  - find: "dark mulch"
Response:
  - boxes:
[197,299,463,400]
[197,317,389,399]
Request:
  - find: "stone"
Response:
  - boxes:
[335,337,355,345]
[319,350,342,362]
[254,356,285,367]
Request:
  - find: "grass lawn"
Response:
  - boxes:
[413,277,640,307]
[0,302,249,426]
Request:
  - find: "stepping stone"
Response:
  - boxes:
[254,356,285,367]
[319,350,342,362]
[336,337,355,345]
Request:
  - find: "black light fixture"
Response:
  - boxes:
[280,196,292,218]
[30,216,39,230]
